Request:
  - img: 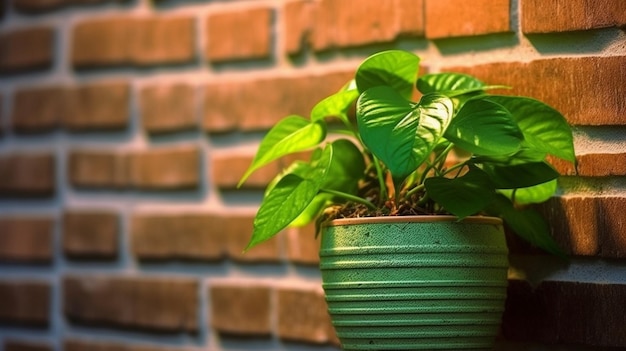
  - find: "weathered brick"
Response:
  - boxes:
[222,214,282,262]
[504,279,626,347]
[11,86,65,133]
[286,224,320,265]
[521,0,626,34]
[204,71,352,132]
[0,280,50,326]
[284,0,314,55]
[206,7,273,62]
[0,153,55,197]
[396,0,425,37]
[68,150,128,188]
[550,153,626,177]
[14,0,126,14]
[4,340,52,351]
[64,81,129,130]
[446,56,626,125]
[129,146,199,190]
[425,0,510,39]
[131,16,195,65]
[140,84,197,134]
[210,282,271,335]
[63,210,118,259]
[72,17,134,67]
[538,196,626,258]
[276,286,335,344]
[64,339,186,351]
[63,275,198,332]
[0,27,53,73]
[0,217,54,263]
[212,154,279,189]
[131,213,225,261]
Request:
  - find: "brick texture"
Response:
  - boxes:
[222,214,282,262]
[4,340,52,351]
[0,27,53,73]
[11,86,65,133]
[140,84,197,134]
[72,17,133,67]
[64,81,129,130]
[504,279,626,347]
[14,0,126,14]
[210,282,271,335]
[0,153,55,197]
[276,286,336,344]
[64,339,186,351]
[425,0,510,39]
[0,281,50,326]
[131,17,195,65]
[129,146,199,190]
[521,0,626,34]
[68,150,128,188]
[63,211,118,259]
[446,56,626,125]
[212,154,279,189]
[63,275,198,332]
[131,213,224,261]
[204,71,352,132]
[284,0,313,55]
[286,224,320,265]
[0,217,54,263]
[550,153,626,177]
[206,7,273,62]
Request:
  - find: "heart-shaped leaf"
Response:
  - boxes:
[487,96,575,163]
[322,139,365,193]
[311,90,359,124]
[238,115,326,187]
[355,50,420,99]
[424,167,496,219]
[499,179,557,205]
[445,98,523,156]
[417,72,484,94]
[482,161,560,189]
[357,86,453,180]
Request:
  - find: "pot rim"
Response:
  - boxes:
[325,215,503,227]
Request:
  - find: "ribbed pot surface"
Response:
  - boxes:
[320,216,509,351]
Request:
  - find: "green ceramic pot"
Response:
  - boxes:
[320,216,509,350]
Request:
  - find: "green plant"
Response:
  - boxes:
[238,50,575,256]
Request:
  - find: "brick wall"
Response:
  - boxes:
[0,0,625,350]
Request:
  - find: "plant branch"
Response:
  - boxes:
[372,156,388,202]
[319,188,377,210]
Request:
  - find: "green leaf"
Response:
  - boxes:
[445,98,524,156]
[482,161,560,189]
[486,96,575,163]
[499,179,557,205]
[417,73,485,94]
[488,195,566,258]
[246,144,333,250]
[424,167,496,219]
[322,139,365,193]
[355,50,420,99]
[289,193,333,227]
[311,90,359,124]
[357,87,454,180]
[473,144,546,165]
[238,116,326,187]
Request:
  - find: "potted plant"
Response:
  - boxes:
[238,50,575,350]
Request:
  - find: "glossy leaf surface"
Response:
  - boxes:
[355,50,420,99]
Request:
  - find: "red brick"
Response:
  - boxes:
[222,214,282,262]
[0,153,55,197]
[504,279,626,347]
[11,86,65,133]
[0,217,54,263]
[72,17,134,67]
[14,0,126,13]
[396,0,425,37]
[129,146,199,190]
[539,196,626,258]
[64,81,129,130]
[63,275,198,332]
[63,210,118,259]
[445,56,626,126]
[0,27,53,73]
[204,70,352,132]
[4,340,52,351]
[286,224,320,265]
[206,7,273,62]
[212,154,279,190]
[550,153,626,177]
[131,16,195,65]
[521,0,626,34]
[140,84,197,134]
[64,339,187,351]
[276,286,335,344]
[284,0,314,55]
[68,150,128,188]
[425,0,510,39]
[0,280,50,326]
[210,282,271,335]
[131,213,225,261]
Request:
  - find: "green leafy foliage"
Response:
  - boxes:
[239,50,576,256]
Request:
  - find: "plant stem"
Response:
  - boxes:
[319,188,377,210]
[405,183,424,198]
[372,156,388,202]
